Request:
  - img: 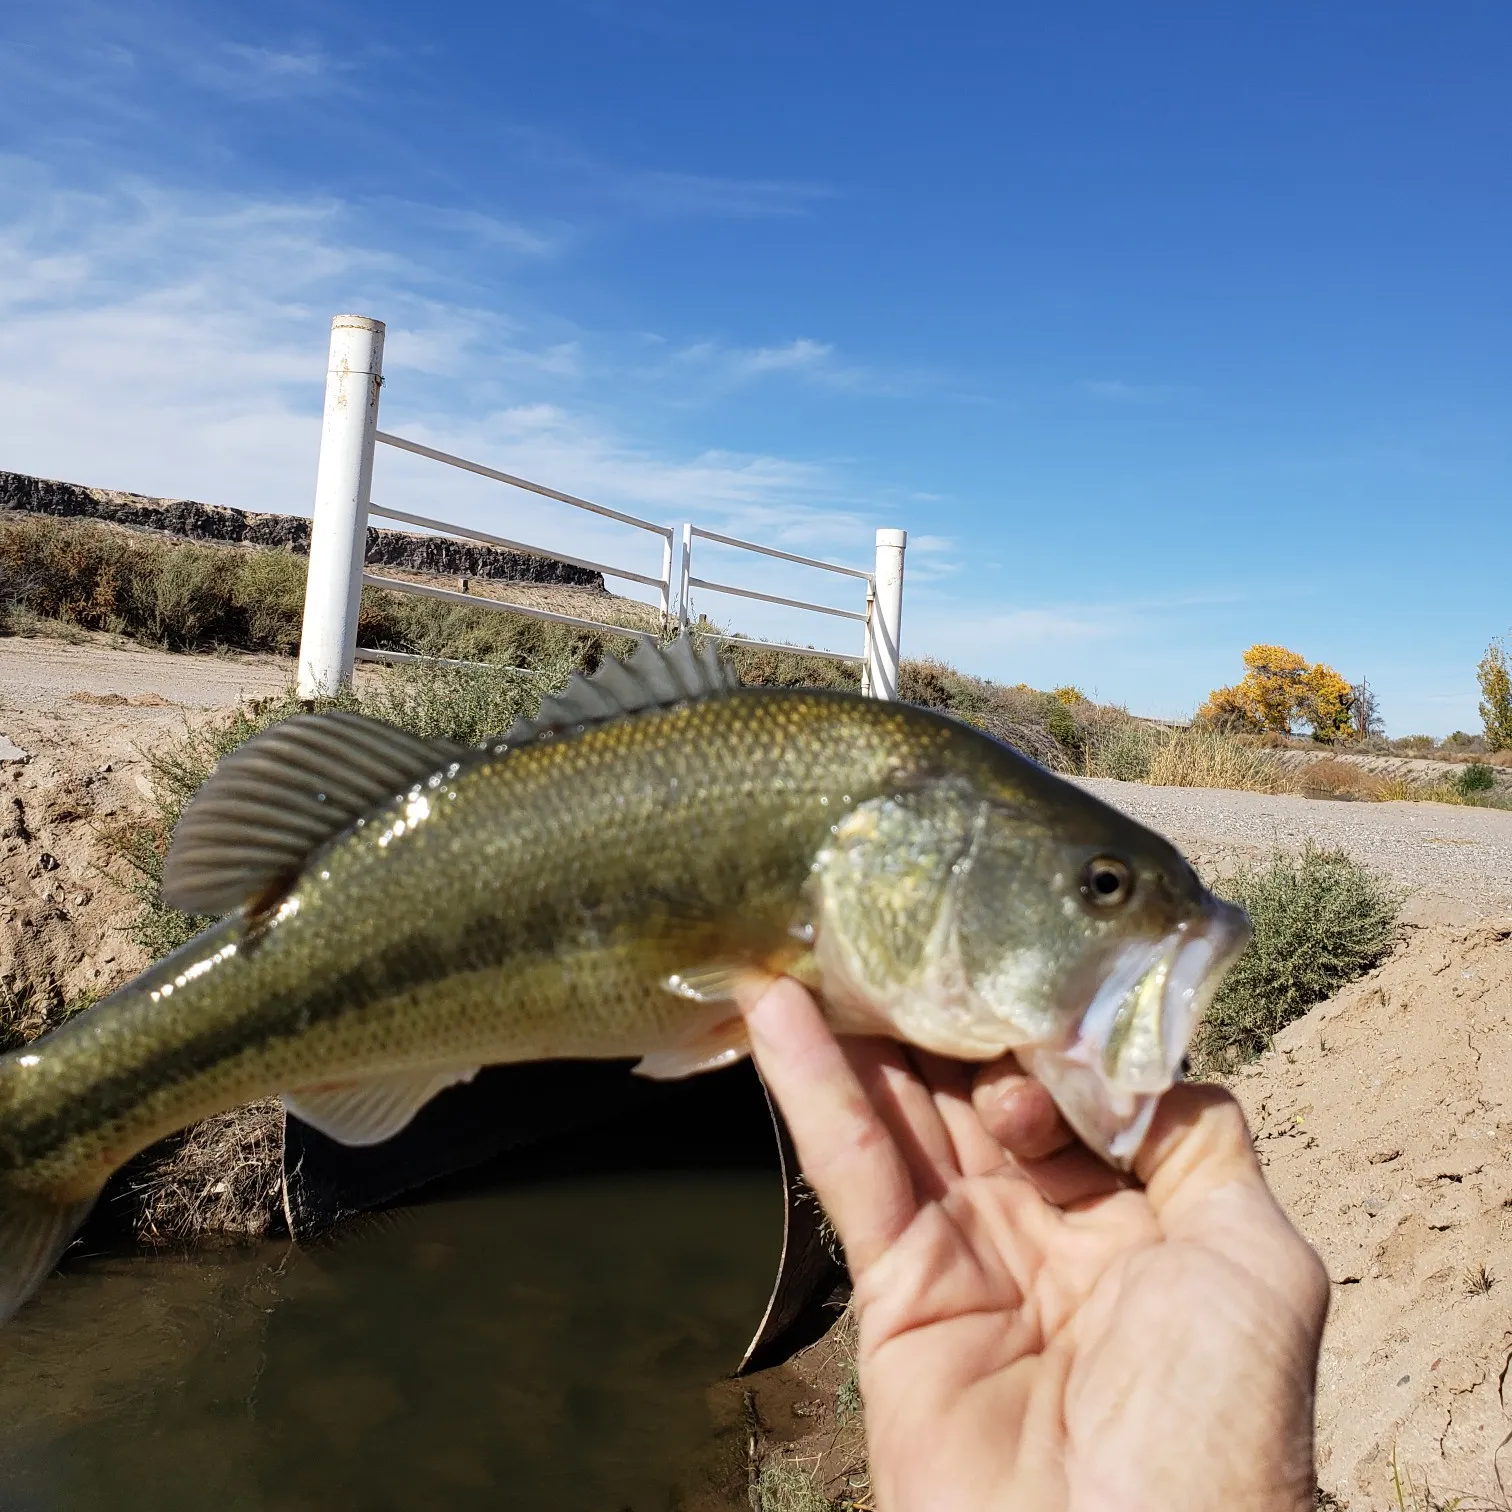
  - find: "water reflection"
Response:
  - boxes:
[0,1173,779,1511]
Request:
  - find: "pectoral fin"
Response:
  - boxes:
[660,962,773,1005]
[283,1067,480,1146]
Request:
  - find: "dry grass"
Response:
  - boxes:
[1145,727,1296,792]
[751,1306,869,1512]
[750,1459,837,1512]
[1085,723,1296,793]
[1299,758,1389,800]
[127,1100,287,1247]
[1463,1263,1496,1297]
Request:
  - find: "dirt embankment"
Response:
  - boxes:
[6,639,1512,1508]
[1233,901,1512,1508]
[0,637,311,1025]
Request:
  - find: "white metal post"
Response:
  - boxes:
[677,523,693,631]
[869,528,906,701]
[658,533,674,631]
[297,314,385,696]
[860,582,875,697]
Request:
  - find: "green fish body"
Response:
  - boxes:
[0,638,1247,1320]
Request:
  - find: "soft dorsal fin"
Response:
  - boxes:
[497,635,738,747]
[160,713,471,915]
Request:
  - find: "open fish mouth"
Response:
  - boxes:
[1022,897,1252,1169]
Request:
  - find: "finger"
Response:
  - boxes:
[1135,1083,1330,1330]
[1134,1083,1271,1222]
[908,1051,1011,1179]
[1013,1143,1130,1209]
[856,1045,962,1198]
[971,1056,1078,1162]
[736,976,919,1273]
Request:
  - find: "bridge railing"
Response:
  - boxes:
[296,314,906,699]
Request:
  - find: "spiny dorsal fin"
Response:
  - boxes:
[496,635,739,747]
[160,713,471,915]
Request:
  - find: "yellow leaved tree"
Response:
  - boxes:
[1199,644,1357,742]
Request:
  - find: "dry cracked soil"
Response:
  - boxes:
[5,634,1512,1509]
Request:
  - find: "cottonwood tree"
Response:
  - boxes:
[1478,639,1512,751]
[1200,644,1357,742]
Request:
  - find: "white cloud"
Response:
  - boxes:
[657,333,926,398]
[0,164,915,645]
[192,43,338,96]
[729,338,834,376]
[1082,379,1185,403]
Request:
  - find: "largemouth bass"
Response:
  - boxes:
[0,637,1247,1320]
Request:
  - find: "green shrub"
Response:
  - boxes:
[1192,845,1400,1072]
[1454,761,1496,796]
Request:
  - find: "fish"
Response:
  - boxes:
[0,636,1248,1322]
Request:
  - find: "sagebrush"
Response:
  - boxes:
[1193,845,1401,1071]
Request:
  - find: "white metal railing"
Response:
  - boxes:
[296,314,906,700]
[676,523,905,698]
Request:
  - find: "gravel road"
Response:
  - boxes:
[1077,776,1512,915]
[0,635,295,712]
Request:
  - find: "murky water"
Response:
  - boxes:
[0,1171,780,1511]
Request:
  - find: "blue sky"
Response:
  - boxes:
[1,2,1507,732]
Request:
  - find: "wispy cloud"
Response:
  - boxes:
[656,333,930,399]
[608,169,832,220]
[1081,378,1187,403]
[395,204,563,259]
[185,43,344,98]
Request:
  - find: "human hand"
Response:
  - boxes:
[737,977,1329,1512]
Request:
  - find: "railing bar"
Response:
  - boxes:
[688,525,872,580]
[708,632,864,666]
[687,576,866,621]
[369,504,665,588]
[376,431,673,538]
[361,573,656,643]
[354,647,535,674]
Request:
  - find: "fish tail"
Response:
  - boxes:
[0,1177,98,1323]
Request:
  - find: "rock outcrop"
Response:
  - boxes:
[0,470,604,590]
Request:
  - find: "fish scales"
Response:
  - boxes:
[1,692,957,1198]
[0,636,1249,1322]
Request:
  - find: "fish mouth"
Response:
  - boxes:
[1022,897,1251,1170]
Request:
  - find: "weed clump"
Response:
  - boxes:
[1454,762,1496,797]
[750,1459,836,1512]
[1193,845,1401,1072]
[127,1100,287,1247]
[1084,724,1295,794]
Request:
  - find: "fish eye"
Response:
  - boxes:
[1080,856,1134,908]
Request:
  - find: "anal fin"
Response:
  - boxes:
[634,1013,753,1080]
[282,1067,480,1146]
